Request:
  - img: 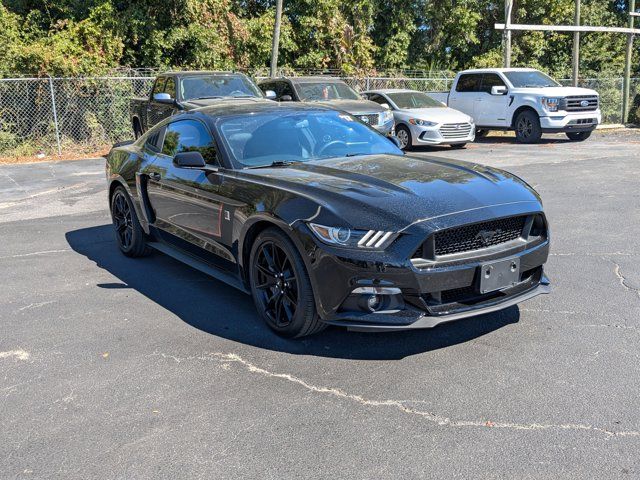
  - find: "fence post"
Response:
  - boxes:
[366,76,370,90]
[48,76,62,156]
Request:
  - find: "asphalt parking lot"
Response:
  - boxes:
[1,130,639,479]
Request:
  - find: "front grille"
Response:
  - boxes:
[439,123,472,139]
[357,113,381,126]
[434,216,526,256]
[562,95,598,112]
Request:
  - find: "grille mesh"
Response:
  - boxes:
[434,216,526,256]
[357,113,380,125]
[439,123,473,138]
[563,95,598,112]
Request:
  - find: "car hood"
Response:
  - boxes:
[511,86,598,97]
[395,107,472,123]
[238,154,541,232]
[304,99,386,115]
[181,97,266,109]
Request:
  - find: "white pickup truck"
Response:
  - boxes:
[429,68,601,143]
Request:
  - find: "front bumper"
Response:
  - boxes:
[540,110,601,132]
[372,119,395,136]
[409,123,475,145]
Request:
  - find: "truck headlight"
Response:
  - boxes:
[381,110,394,124]
[541,97,560,112]
[408,118,437,127]
[308,223,396,249]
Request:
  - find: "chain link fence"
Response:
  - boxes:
[1,74,638,158]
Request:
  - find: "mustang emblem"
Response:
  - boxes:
[475,228,503,246]
[580,100,590,108]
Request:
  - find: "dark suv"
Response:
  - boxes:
[258,77,394,135]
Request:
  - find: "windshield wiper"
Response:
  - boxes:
[191,96,223,100]
[245,160,301,169]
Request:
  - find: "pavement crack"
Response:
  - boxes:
[207,352,640,438]
[17,300,57,312]
[0,249,70,260]
[611,260,640,298]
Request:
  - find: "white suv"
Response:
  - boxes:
[430,68,601,143]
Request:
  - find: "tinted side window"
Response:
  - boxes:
[164,77,176,98]
[161,120,218,165]
[278,81,294,99]
[480,73,506,93]
[152,77,166,97]
[145,127,165,152]
[368,94,389,106]
[259,82,274,95]
[455,74,481,92]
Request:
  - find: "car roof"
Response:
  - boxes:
[159,71,247,77]
[458,68,539,74]
[363,89,425,95]
[259,76,345,84]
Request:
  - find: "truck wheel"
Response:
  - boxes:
[110,186,151,258]
[395,125,412,150]
[566,131,592,141]
[515,111,542,143]
[249,228,326,338]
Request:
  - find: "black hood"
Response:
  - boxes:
[238,154,542,232]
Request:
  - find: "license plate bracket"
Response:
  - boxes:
[479,257,521,294]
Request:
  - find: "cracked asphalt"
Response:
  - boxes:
[1,130,639,479]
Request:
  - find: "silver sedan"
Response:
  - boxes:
[362,89,475,149]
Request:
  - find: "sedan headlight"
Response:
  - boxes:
[308,223,396,249]
[408,118,437,127]
[381,110,394,124]
[541,97,560,112]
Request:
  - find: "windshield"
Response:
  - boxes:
[387,91,444,109]
[180,75,262,100]
[218,110,402,168]
[503,71,560,88]
[296,82,361,101]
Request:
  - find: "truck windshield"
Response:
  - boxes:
[503,71,560,88]
[180,75,262,100]
[296,82,361,101]
[386,92,444,109]
[217,110,402,168]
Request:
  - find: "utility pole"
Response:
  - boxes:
[622,0,636,123]
[572,0,580,87]
[269,0,283,78]
[503,0,513,67]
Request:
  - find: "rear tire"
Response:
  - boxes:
[395,125,412,150]
[249,228,326,338]
[566,131,592,141]
[514,110,542,143]
[450,143,467,149]
[110,186,151,258]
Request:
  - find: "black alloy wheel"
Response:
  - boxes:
[249,228,325,337]
[515,110,542,143]
[110,186,150,257]
[566,131,592,141]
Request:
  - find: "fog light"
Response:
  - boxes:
[366,294,382,312]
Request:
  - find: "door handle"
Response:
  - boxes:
[149,172,161,181]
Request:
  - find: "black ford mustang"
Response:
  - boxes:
[105,99,550,337]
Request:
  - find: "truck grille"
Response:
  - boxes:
[439,123,472,139]
[434,216,527,256]
[356,113,381,126]
[562,95,598,112]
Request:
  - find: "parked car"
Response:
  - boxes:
[106,100,550,338]
[130,71,272,137]
[362,89,475,149]
[429,68,601,143]
[257,76,394,135]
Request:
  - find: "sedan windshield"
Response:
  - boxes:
[180,75,262,101]
[503,71,560,88]
[387,92,444,109]
[218,110,403,168]
[296,82,361,101]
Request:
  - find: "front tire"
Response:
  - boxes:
[249,228,326,338]
[566,131,592,141]
[110,186,151,257]
[514,110,542,143]
[395,125,412,150]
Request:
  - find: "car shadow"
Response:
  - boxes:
[66,224,520,360]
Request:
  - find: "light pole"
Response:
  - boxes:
[270,0,283,78]
[572,0,580,87]
[622,0,636,123]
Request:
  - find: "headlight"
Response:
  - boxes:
[308,223,396,249]
[381,110,394,124]
[469,117,475,124]
[541,97,560,112]
[408,118,437,127]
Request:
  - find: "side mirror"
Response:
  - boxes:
[264,90,277,100]
[280,94,293,102]
[154,92,174,104]
[380,103,391,109]
[174,151,206,168]
[388,136,402,148]
[491,86,508,96]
